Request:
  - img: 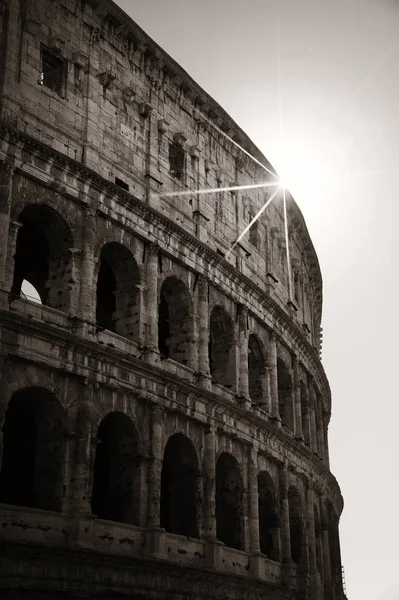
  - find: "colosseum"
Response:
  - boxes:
[0,1,346,599]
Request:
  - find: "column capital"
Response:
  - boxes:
[0,160,16,178]
[147,241,159,257]
[270,330,277,343]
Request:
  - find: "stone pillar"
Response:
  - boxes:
[317,399,326,462]
[197,275,210,387]
[67,248,82,317]
[0,161,15,294]
[321,497,333,596]
[279,464,295,585]
[4,220,22,295]
[269,332,280,422]
[79,206,97,323]
[307,484,318,579]
[238,305,250,405]
[147,404,163,527]
[248,446,260,553]
[203,425,216,540]
[71,381,94,513]
[302,382,312,448]
[145,242,159,353]
[323,412,330,469]
[309,383,318,455]
[293,357,304,440]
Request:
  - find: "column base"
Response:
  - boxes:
[271,415,282,429]
[237,395,251,411]
[69,513,96,550]
[198,372,212,391]
[144,527,166,558]
[281,559,297,587]
[204,539,225,569]
[250,553,263,579]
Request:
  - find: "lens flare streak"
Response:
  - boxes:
[153,180,279,200]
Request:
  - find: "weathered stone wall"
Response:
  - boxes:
[0,1,343,599]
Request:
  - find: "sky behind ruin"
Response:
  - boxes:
[116,1,399,597]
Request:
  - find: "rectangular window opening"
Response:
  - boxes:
[115,177,129,191]
[41,46,67,96]
[169,142,185,181]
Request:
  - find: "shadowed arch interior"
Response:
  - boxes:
[11,204,73,311]
[91,411,140,524]
[96,242,141,339]
[158,277,193,365]
[160,433,199,538]
[209,306,236,389]
[277,358,294,432]
[215,452,244,550]
[258,471,279,559]
[248,334,264,404]
[0,386,65,511]
[288,486,303,564]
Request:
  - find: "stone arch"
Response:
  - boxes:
[158,276,194,366]
[11,204,74,312]
[277,358,294,432]
[248,334,265,404]
[258,471,279,559]
[0,386,66,511]
[91,411,141,524]
[160,433,200,538]
[96,242,141,339]
[209,306,236,390]
[215,452,244,550]
[288,486,303,564]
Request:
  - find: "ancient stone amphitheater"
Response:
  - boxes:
[0,1,345,599]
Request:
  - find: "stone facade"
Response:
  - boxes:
[0,1,345,599]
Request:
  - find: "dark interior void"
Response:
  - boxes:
[11,204,72,310]
[209,306,235,389]
[91,412,140,524]
[288,487,303,564]
[158,277,192,365]
[0,387,65,511]
[160,433,199,538]
[258,471,279,558]
[169,142,185,180]
[96,243,141,339]
[277,358,294,431]
[215,452,244,550]
[248,334,264,404]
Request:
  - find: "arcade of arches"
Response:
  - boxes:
[7,204,328,448]
[0,384,339,583]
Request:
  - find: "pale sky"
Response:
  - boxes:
[115,1,399,598]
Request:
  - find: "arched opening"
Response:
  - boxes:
[158,277,193,365]
[277,358,294,432]
[0,387,65,511]
[96,243,141,339]
[258,471,278,559]
[91,412,140,524]
[288,486,303,564]
[300,381,311,447]
[215,452,244,550]
[248,334,264,405]
[160,433,199,538]
[209,306,236,390]
[11,205,73,311]
[327,501,343,595]
[314,502,323,575]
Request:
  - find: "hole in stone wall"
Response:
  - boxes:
[91,412,140,525]
[209,306,236,389]
[96,243,141,339]
[288,486,303,564]
[41,46,67,96]
[248,334,264,404]
[169,142,185,180]
[115,177,129,191]
[0,387,65,511]
[277,358,294,432]
[258,471,279,559]
[249,218,259,249]
[160,433,199,538]
[11,205,73,312]
[20,279,42,304]
[158,277,192,365]
[215,452,244,550]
